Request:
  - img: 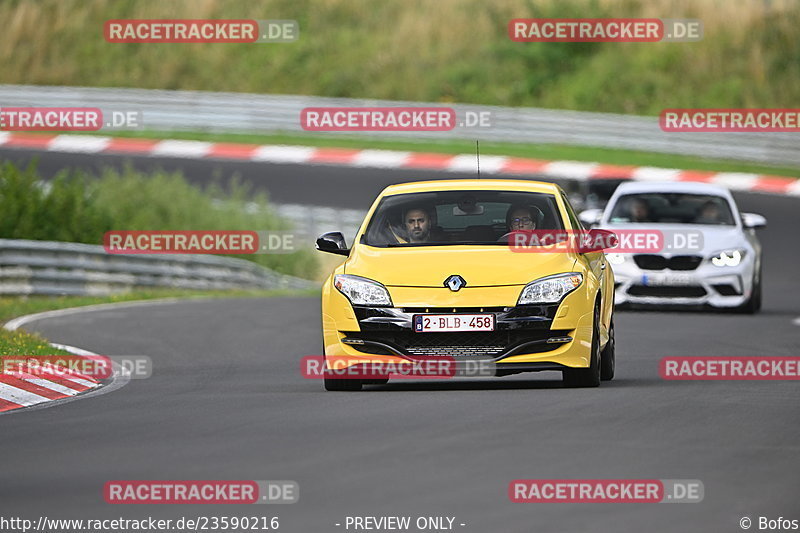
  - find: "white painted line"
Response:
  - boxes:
[712,173,759,191]
[0,383,50,406]
[0,132,10,146]
[151,140,213,158]
[55,374,97,389]
[20,377,82,396]
[543,161,598,179]
[29,362,99,387]
[3,297,188,332]
[786,180,800,196]
[447,154,506,174]
[351,149,410,168]
[631,167,682,182]
[48,135,111,153]
[252,145,316,163]
[37,360,96,383]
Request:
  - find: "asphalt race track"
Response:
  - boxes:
[2,148,800,532]
[0,148,584,208]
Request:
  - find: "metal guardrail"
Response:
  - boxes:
[273,203,365,247]
[0,239,317,296]
[1,85,797,166]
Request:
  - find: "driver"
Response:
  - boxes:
[629,198,651,222]
[403,207,432,243]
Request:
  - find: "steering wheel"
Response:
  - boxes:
[496,232,514,243]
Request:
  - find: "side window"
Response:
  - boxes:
[561,194,584,230]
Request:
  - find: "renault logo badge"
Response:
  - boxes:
[444,275,467,292]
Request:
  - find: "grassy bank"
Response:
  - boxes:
[0,0,797,115]
[0,161,319,279]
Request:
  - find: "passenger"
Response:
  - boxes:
[506,204,542,231]
[506,205,537,231]
[695,200,722,224]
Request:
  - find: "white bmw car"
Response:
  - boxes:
[579,182,766,313]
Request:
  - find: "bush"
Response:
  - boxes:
[0,161,318,279]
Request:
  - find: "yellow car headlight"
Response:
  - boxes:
[334,274,393,307]
[518,273,583,305]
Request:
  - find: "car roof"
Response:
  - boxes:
[380,179,563,196]
[612,180,732,197]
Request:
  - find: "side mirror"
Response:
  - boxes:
[315,232,350,256]
[578,208,603,228]
[741,212,767,229]
[579,229,618,253]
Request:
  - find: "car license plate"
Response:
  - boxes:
[413,314,494,333]
[642,273,694,286]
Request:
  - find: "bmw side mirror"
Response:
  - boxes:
[741,213,767,229]
[316,232,350,256]
[578,208,603,228]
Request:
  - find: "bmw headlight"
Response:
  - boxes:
[606,253,626,265]
[518,273,583,305]
[334,274,393,306]
[710,249,745,267]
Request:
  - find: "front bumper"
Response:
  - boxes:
[612,254,755,308]
[322,301,595,371]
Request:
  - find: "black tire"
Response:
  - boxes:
[563,304,601,388]
[362,378,389,385]
[600,318,615,381]
[322,348,362,391]
[324,373,363,391]
[737,263,762,314]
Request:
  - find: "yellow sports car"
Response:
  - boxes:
[316,179,616,391]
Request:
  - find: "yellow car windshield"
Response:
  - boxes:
[362,190,564,247]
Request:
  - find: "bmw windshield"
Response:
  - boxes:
[608,193,736,225]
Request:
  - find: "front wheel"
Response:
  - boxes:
[563,305,601,388]
[324,373,363,391]
[600,318,615,381]
[737,263,762,314]
[362,378,389,385]
[322,350,362,391]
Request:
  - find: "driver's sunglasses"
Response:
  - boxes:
[512,217,533,225]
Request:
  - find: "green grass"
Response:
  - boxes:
[0,330,73,359]
[1,0,798,115]
[0,288,318,359]
[110,129,800,178]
